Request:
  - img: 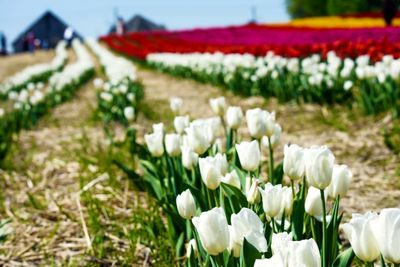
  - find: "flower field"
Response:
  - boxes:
[101,22,400,116]
[0,14,399,267]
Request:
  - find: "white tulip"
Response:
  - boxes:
[221,170,241,190]
[209,97,226,116]
[246,108,276,138]
[271,232,293,261]
[152,123,164,134]
[371,208,400,263]
[181,146,199,170]
[259,183,287,219]
[305,146,335,189]
[230,208,268,257]
[198,153,228,190]
[93,78,104,88]
[170,97,183,114]
[192,207,230,256]
[305,186,327,219]
[0,108,4,118]
[226,106,243,129]
[254,254,285,267]
[165,133,181,157]
[176,189,196,219]
[342,212,380,262]
[123,106,135,121]
[144,132,164,157]
[287,238,321,267]
[185,123,212,155]
[326,164,352,198]
[246,177,260,204]
[174,115,190,134]
[235,140,261,172]
[283,144,305,181]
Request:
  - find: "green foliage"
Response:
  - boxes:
[286,0,382,18]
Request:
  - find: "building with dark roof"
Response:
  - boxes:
[12,10,81,53]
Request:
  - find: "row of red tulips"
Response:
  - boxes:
[100,23,400,60]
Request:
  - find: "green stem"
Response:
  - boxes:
[290,179,295,199]
[310,217,317,242]
[206,188,213,209]
[271,217,276,233]
[267,137,274,184]
[366,262,374,267]
[320,189,327,267]
[213,189,219,207]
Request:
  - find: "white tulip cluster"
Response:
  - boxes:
[141,96,399,267]
[147,51,400,90]
[87,39,141,123]
[0,42,68,98]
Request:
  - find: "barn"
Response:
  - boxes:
[108,14,166,34]
[12,10,81,53]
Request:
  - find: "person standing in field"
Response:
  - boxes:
[0,32,6,55]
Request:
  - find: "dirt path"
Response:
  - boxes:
[138,68,400,215]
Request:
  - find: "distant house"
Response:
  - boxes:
[108,14,166,34]
[12,10,81,53]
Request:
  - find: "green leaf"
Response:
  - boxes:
[240,238,261,267]
[220,183,248,208]
[175,232,185,258]
[332,248,355,267]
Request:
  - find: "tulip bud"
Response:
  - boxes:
[198,153,228,190]
[124,106,135,121]
[259,183,287,219]
[144,132,164,157]
[152,123,164,135]
[246,108,276,139]
[287,238,321,267]
[305,146,335,189]
[342,212,380,262]
[192,207,230,256]
[229,225,242,258]
[371,208,400,264]
[186,239,198,258]
[221,170,241,190]
[170,97,183,114]
[181,146,199,170]
[230,208,268,256]
[176,189,196,219]
[282,187,294,215]
[209,97,226,116]
[283,144,305,181]
[246,177,261,204]
[185,123,212,155]
[326,164,352,198]
[235,140,261,172]
[165,133,181,157]
[226,106,243,129]
[174,115,190,134]
[261,123,282,148]
[305,186,327,219]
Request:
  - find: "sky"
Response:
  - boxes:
[0,0,289,49]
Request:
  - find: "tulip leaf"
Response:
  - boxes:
[175,232,185,258]
[220,183,248,209]
[332,248,355,267]
[187,246,198,267]
[240,237,261,267]
[291,197,305,240]
[272,162,284,185]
